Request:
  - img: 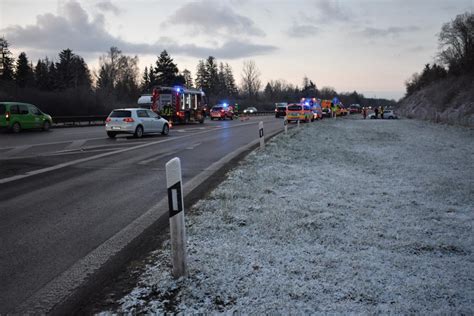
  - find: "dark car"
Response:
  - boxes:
[275,105,287,118]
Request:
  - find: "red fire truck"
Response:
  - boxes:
[137,86,207,124]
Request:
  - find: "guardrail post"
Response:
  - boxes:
[166,157,188,278]
[259,121,265,149]
[284,116,288,134]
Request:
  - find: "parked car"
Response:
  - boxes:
[243,107,258,114]
[210,105,234,120]
[383,110,398,119]
[0,102,53,133]
[368,110,398,119]
[349,104,361,114]
[105,108,169,138]
[275,105,287,118]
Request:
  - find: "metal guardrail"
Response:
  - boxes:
[52,115,108,127]
[52,111,275,127]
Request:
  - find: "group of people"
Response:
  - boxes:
[362,106,385,119]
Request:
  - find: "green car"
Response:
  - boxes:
[0,102,53,133]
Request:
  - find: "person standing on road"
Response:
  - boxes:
[363,107,367,119]
[331,103,337,119]
[374,106,379,119]
[381,106,385,119]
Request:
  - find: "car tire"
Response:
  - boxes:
[107,131,117,138]
[161,124,169,135]
[134,125,144,138]
[12,122,21,133]
[42,121,51,131]
[210,117,214,121]
[230,115,233,120]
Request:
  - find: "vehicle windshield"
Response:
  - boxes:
[212,107,223,111]
[110,110,132,118]
[0,104,5,115]
[288,105,302,111]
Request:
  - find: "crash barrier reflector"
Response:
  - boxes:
[259,121,265,149]
[166,157,188,278]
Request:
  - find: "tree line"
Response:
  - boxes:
[405,11,473,97]
[0,36,395,116]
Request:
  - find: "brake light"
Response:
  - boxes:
[123,117,134,123]
[105,117,111,122]
[5,111,10,120]
[221,110,224,113]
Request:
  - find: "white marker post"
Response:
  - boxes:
[166,157,188,278]
[284,116,288,134]
[259,121,265,149]
[297,119,300,128]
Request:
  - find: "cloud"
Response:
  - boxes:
[314,0,351,22]
[163,0,265,37]
[96,0,121,15]
[287,23,320,38]
[1,0,276,59]
[360,26,420,38]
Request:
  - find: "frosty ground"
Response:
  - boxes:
[101,116,473,314]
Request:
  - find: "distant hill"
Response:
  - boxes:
[398,74,474,127]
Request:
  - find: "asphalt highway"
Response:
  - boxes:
[0,116,288,313]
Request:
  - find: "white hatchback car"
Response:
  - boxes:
[105,108,170,138]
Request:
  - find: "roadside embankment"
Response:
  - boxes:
[99,116,474,314]
[398,74,474,127]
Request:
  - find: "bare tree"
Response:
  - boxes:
[438,12,474,74]
[241,60,261,99]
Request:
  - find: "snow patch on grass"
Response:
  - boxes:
[104,118,474,314]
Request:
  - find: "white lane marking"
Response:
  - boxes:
[0,119,269,184]
[138,150,179,165]
[0,137,105,151]
[65,139,88,151]
[2,145,32,158]
[185,142,202,150]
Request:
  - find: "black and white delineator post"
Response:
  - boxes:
[297,119,300,128]
[259,121,265,149]
[166,157,188,278]
[284,116,288,134]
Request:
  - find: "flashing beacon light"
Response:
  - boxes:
[222,102,228,107]
[305,101,310,106]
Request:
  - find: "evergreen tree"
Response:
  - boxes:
[154,50,179,86]
[224,63,238,97]
[0,37,14,82]
[14,52,34,88]
[55,49,91,89]
[141,66,150,91]
[205,56,219,102]
[47,61,57,90]
[148,64,156,87]
[182,69,193,88]
[264,82,274,101]
[217,62,227,98]
[35,59,49,90]
[195,60,206,89]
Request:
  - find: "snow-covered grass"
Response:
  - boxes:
[105,117,474,314]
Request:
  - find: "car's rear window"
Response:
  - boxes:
[110,110,132,118]
[0,104,5,115]
[212,107,222,111]
[288,105,302,111]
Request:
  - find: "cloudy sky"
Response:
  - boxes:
[1,0,472,100]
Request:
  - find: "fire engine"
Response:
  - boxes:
[137,86,207,124]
